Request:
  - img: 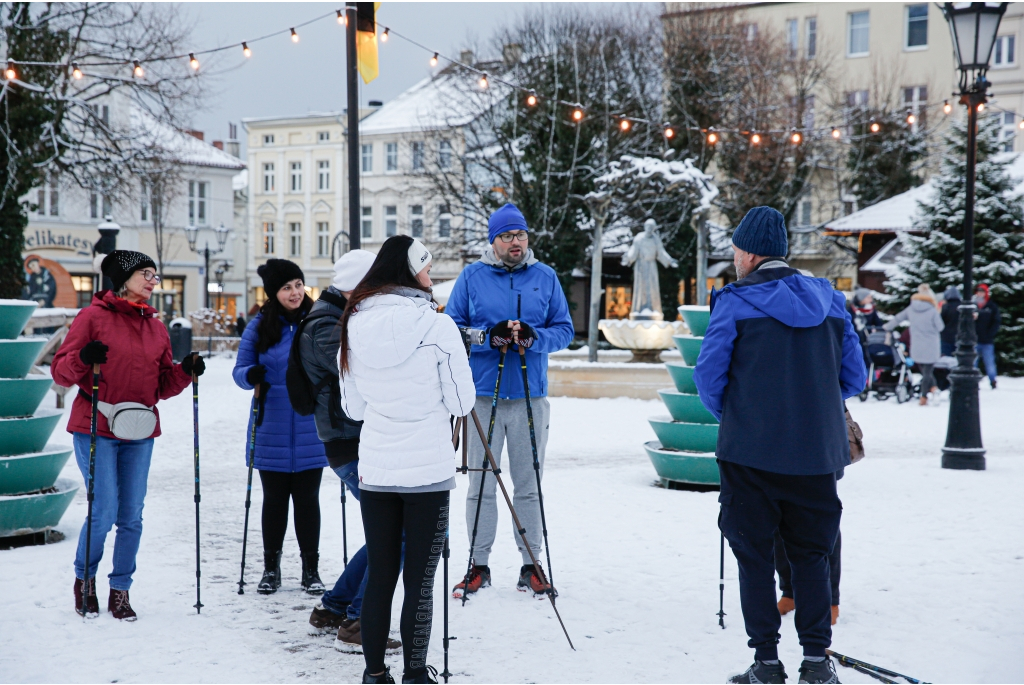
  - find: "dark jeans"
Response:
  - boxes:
[718,460,841,661]
[258,468,323,555]
[776,529,841,605]
[360,489,448,680]
[941,341,956,357]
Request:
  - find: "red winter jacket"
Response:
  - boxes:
[51,290,192,439]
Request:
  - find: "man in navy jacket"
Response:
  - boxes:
[694,207,866,685]
[446,203,574,598]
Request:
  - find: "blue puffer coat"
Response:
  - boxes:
[233,312,327,473]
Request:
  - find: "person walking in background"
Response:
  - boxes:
[338,236,475,684]
[693,207,866,684]
[233,259,328,596]
[939,286,962,357]
[884,284,944,405]
[850,288,883,333]
[445,203,574,598]
[51,250,203,620]
[973,284,1001,389]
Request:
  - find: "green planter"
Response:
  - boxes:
[0,478,79,537]
[0,338,47,379]
[673,335,703,366]
[665,362,698,394]
[644,440,720,486]
[0,446,74,495]
[658,389,718,425]
[648,415,719,453]
[0,299,38,340]
[0,375,52,418]
[678,305,711,337]
[0,411,63,457]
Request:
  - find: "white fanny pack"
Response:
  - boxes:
[80,391,157,440]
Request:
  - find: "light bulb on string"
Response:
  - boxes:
[831,127,841,139]
[620,119,631,132]
[870,122,880,133]
[572,106,584,122]
[907,113,916,125]
[242,42,251,58]
[706,131,718,144]
[977,103,985,112]
[381,28,389,42]
[750,133,761,145]
[72,62,82,80]
[478,73,488,89]
[291,28,299,43]
[4,60,15,81]
[526,92,538,107]
[430,53,438,67]
[663,125,675,139]
[133,60,144,78]
[189,53,199,71]
[944,100,953,114]
[1018,119,1024,130]
[337,9,345,25]
[791,131,802,145]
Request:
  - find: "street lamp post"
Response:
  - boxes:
[185,223,230,310]
[940,2,1007,471]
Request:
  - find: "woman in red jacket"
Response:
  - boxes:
[51,251,204,620]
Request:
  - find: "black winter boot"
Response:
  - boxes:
[797,657,840,684]
[728,660,788,684]
[362,667,395,684]
[301,553,326,595]
[257,550,282,595]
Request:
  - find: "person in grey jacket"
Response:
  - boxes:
[885,284,944,405]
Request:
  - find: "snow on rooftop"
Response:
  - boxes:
[233,169,248,192]
[359,73,506,136]
[131,108,246,171]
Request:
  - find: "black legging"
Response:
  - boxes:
[360,489,448,679]
[258,468,323,555]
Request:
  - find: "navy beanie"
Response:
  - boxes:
[731,206,788,257]
[488,203,528,244]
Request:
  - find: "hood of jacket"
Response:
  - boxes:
[910,293,937,309]
[348,289,437,370]
[479,247,539,271]
[725,265,836,329]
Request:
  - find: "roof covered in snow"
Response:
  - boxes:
[359,72,507,136]
[131,108,246,171]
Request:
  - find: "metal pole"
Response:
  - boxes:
[204,245,210,310]
[346,4,361,250]
[695,210,709,306]
[586,198,609,363]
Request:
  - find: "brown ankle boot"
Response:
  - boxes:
[777,596,795,615]
[108,589,137,621]
[74,577,99,617]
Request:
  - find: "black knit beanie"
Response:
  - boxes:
[101,250,157,292]
[257,259,305,299]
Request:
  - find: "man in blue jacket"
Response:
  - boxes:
[446,203,574,598]
[693,207,866,685]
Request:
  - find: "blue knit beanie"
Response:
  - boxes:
[731,206,788,257]
[488,203,528,244]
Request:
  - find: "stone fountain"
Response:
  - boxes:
[0,299,78,539]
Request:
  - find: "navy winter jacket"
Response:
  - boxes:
[446,252,574,398]
[233,312,328,473]
[693,262,867,476]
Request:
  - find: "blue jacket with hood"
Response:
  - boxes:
[693,261,867,476]
[446,249,574,398]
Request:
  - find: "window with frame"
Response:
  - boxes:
[263,163,275,192]
[385,205,397,236]
[289,222,302,256]
[70,274,95,309]
[806,17,817,59]
[189,181,208,225]
[89,192,98,219]
[140,182,149,222]
[386,142,398,171]
[800,200,813,227]
[994,34,1016,66]
[262,222,275,254]
[786,19,798,59]
[317,131,330,143]
[411,142,424,170]
[848,11,870,56]
[999,111,1016,151]
[438,204,452,238]
[102,194,112,218]
[317,160,330,191]
[37,175,58,217]
[906,4,928,49]
[362,144,373,173]
[744,23,758,42]
[903,86,928,132]
[410,205,424,238]
[263,134,275,145]
[845,89,869,134]
[317,221,330,256]
[439,140,452,170]
[361,206,373,239]
[290,162,302,192]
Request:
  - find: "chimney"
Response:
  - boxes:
[502,43,523,66]
[460,50,474,66]
[186,129,204,141]
[212,141,224,151]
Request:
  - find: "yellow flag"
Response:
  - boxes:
[356,2,380,84]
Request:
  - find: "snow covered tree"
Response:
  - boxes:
[845,107,927,208]
[883,113,1024,375]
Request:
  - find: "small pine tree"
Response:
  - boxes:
[883,113,1024,375]
[847,107,927,208]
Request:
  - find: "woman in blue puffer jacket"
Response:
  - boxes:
[233,259,328,595]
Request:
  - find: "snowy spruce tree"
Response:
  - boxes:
[884,113,1024,375]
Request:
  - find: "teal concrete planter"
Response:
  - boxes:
[0,299,38,340]
[0,445,74,495]
[658,389,718,425]
[0,478,79,537]
[665,362,697,394]
[648,415,718,453]
[644,440,720,486]
[673,335,703,366]
[0,375,52,418]
[0,410,63,457]
[0,338,47,379]
[678,305,710,337]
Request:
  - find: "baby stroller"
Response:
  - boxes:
[859,327,915,403]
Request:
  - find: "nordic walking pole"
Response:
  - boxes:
[441,499,455,683]
[717,531,726,628]
[191,354,204,614]
[79,362,101,618]
[340,478,348,568]
[827,651,929,684]
[238,384,260,594]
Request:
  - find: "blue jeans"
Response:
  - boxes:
[941,341,956,357]
[975,343,997,381]
[72,433,154,590]
[322,462,369,620]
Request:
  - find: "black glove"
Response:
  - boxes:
[181,353,205,377]
[246,364,267,385]
[79,340,109,365]
[488,321,514,349]
[514,322,537,349]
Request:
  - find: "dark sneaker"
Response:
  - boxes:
[309,602,348,634]
[74,577,99,617]
[403,665,438,684]
[335,618,401,655]
[452,565,490,598]
[991,379,997,389]
[301,554,326,595]
[797,658,839,684]
[257,550,282,595]
[108,589,137,621]
[362,667,396,684]
[517,564,555,597]
[728,660,788,684]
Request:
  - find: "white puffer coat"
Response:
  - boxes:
[339,290,475,488]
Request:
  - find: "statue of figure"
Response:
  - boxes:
[621,218,678,320]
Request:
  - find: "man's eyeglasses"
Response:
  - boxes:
[497,231,528,243]
[140,270,161,283]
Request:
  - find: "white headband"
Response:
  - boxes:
[407,238,432,276]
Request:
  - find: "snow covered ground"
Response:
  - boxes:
[2,358,1022,684]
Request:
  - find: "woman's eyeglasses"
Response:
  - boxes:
[140,270,161,283]
[497,231,528,243]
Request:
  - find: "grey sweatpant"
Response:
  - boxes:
[465,395,549,567]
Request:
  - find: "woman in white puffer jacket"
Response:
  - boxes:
[338,235,474,685]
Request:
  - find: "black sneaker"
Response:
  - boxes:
[257,550,282,595]
[403,665,438,684]
[362,667,396,684]
[301,554,326,595]
[308,602,348,634]
[728,660,788,684]
[797,658,839,684]
[991,378,997,389]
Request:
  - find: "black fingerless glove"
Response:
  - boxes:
[246,364,267,385]
[79,340,109,365]
[181,353,206,377]
[515,322,537,349]
[488,321,514,348]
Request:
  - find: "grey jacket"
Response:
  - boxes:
[298,287,362,445]
[884,296,944,364]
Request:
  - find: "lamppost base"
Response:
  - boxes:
[941,448,986,471]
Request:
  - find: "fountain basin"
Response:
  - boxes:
[0,338,47,379]
[0,375,53,418]
[644,440,720,486]
[678,305,711,337]
[665,362,698,394]
[0,478,79,537]
[673,335,703,366]
[0,445,74,495]
[658,389,718,424]
[648,415,719,453]
[0,299,38,340]
[0,410,63,457]
[599,319,685,351]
